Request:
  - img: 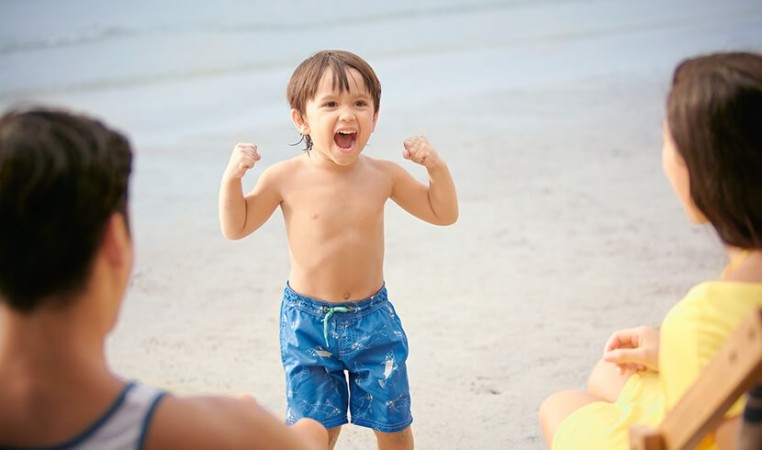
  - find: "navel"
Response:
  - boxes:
[343,292,351,300]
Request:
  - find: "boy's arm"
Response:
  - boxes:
[219,143,282,240]
[145,395,329,450]
[389,135,458,226]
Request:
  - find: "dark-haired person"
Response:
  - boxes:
[0,108,328,450]
[539,51,762,450]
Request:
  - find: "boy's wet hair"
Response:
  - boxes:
[0,108,133,313]
[287,49,381,151]
[667,51,762,249]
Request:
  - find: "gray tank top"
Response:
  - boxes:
[0,382,167,450]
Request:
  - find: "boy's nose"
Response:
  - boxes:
[338,107,355,121]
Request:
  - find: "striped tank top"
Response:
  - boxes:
[1,382,166,450]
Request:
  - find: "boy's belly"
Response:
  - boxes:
[287,236,385,302]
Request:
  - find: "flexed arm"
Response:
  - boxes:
[218,143,281,240]
[391,135,458,225]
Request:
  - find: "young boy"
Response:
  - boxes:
[0,107,328,450]
[219,49,458,449]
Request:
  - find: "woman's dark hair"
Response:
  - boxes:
[0,108,133,313]
[667,51,762,248]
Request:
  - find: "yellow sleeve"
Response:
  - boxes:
[659,284,748,418]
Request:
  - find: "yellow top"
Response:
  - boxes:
[552,281,762,450]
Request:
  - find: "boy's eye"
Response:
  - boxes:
[355,100,368,107]
[322,101,337,108]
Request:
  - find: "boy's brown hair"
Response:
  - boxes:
[287,50,381,151]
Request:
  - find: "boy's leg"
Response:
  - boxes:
[290,418,330,448]
[345,300,413,435]
[280,290,350,431]
[373,426,414,450]
[326,426,342,449]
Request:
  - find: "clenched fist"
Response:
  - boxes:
[225,143,261,179]
[403,135,441,169]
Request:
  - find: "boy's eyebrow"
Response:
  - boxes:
[315,93,338,102]
[314,91,371,101]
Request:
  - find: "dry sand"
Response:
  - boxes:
[107,77,725,449]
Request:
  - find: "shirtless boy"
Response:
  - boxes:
[219,50,458,449]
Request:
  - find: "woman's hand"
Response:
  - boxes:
[603,326,660,373]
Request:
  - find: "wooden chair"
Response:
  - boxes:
[629,308,762,450]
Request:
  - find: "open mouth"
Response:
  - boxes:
[334,130,357,150]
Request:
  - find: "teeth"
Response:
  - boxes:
[337,131,355,134]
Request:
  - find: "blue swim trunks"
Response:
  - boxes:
[279,282,413,432]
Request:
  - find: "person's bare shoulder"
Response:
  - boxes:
[144,395,318,450]
[364,156,417,191]
[360,155,405,176]
[250,155,308,197]
[260,154,305,179]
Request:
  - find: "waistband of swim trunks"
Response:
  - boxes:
[283,282,389,317]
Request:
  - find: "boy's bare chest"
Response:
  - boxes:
[281,169,391,223]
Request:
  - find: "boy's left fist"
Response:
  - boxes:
[403,135,440,169]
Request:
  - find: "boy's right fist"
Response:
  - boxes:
[225,143,261,179]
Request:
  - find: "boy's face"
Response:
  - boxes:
[292,67,378,166]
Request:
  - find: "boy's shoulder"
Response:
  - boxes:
[258,154,307,181]
[361,155,412,181]
[266,154,402,174]
[262,154,408,183]
[360,154,404,171]
[266,154,305,171]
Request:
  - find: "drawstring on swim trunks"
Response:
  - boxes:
[322,305,352,346]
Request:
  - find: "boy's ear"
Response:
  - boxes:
[371,110,379,132]
[290,109,309,135]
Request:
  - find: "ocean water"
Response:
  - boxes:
[1,0,761,243]
[2,0,761,257]
[2,0,761,142]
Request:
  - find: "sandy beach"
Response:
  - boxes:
[2,0,762,448]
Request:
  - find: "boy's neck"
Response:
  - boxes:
[305,149,364,172]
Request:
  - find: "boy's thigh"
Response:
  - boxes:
[284,364,350,429]
[280,303,349,428]
[345,302,413,432]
